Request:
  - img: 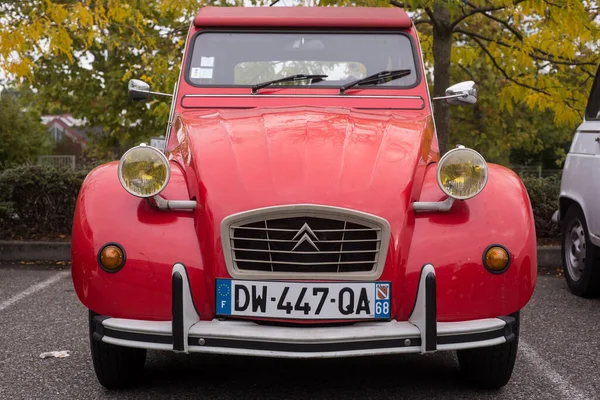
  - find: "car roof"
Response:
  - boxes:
[193,6,412,29]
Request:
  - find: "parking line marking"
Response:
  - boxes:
[0,271,69,312]
[520,340,591,400]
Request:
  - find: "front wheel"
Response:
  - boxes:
[561,205,600,297]
[456,312,519,389]
[89,311,147,389]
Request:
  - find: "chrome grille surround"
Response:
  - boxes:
[220,204,391,280]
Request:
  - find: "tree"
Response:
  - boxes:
[313,0,600,155]
[0,0,242,156]
[3,1,598,159]
[0,90,51,166]
[447,52,574,167]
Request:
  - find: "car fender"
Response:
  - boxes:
[558,154,600,242]
[558,192,600,246]
[401,163,537,322]
[558,137,600,246]
[71,161,211,321]
[559,152,589,222]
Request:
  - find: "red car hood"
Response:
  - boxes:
[172,107,434,217]
[170,106,436,276]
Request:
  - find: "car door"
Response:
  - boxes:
[563,65,600,241]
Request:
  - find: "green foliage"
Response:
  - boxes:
[1,0,244,156]
[447,56,574,167]
[312,0,597,162]
[1,1,596,164]
[0,163,561,242]
[521,174,561,242]
[0,92,51,166]
[392,0,597,128]
[0,164,89,240]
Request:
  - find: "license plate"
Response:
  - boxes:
[215,279,391,320]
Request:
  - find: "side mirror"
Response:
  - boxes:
[444,81,477,105]
[128,78,173,101]
[128,79,151,101]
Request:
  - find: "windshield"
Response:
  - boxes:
[186,32,419,89]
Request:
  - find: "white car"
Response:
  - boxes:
[556,69,600,296]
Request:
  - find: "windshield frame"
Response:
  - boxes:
[183,29,422,91]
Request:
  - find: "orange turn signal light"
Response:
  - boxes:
[483,245,510,273]
[99,244,125,272]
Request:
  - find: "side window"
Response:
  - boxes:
[585,65,600,120]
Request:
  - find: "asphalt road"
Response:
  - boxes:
[0,264,599,400]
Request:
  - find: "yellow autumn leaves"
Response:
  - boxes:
[1,0,599,133]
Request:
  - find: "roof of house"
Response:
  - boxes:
[41,114,85,127]
[194,6,412,29]
[43,114,95,143]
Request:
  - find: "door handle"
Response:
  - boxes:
[596,137,600,143]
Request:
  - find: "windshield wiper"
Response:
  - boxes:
[339,69,412,94]
[252,74,328,94]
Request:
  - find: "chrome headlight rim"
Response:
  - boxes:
[436,147,488,200]
[118,144,171,198]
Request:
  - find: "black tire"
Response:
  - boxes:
[89,311,147,389]
[457,312,520,390]
[561,205,600,297]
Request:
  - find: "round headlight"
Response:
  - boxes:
[437,147,488,200]
[118,145,170,198]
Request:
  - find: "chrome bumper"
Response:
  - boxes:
[91,263,516,359]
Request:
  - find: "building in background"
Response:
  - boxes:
[38,114,103,168]
[41,114,89,156]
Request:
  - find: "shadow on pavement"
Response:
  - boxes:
[128,351,495,399]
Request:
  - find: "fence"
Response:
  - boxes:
[510,165,562,178]
[37,155,76,169]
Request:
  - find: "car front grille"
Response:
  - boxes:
[221,205,391,280]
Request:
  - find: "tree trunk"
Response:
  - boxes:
[432,3,452,155]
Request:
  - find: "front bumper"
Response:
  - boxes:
[91,263,516,359]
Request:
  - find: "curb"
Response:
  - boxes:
[0,241,563,267]
[537,246,561,268]
[0,241,71,262]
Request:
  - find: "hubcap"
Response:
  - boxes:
[565,220,586,281]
